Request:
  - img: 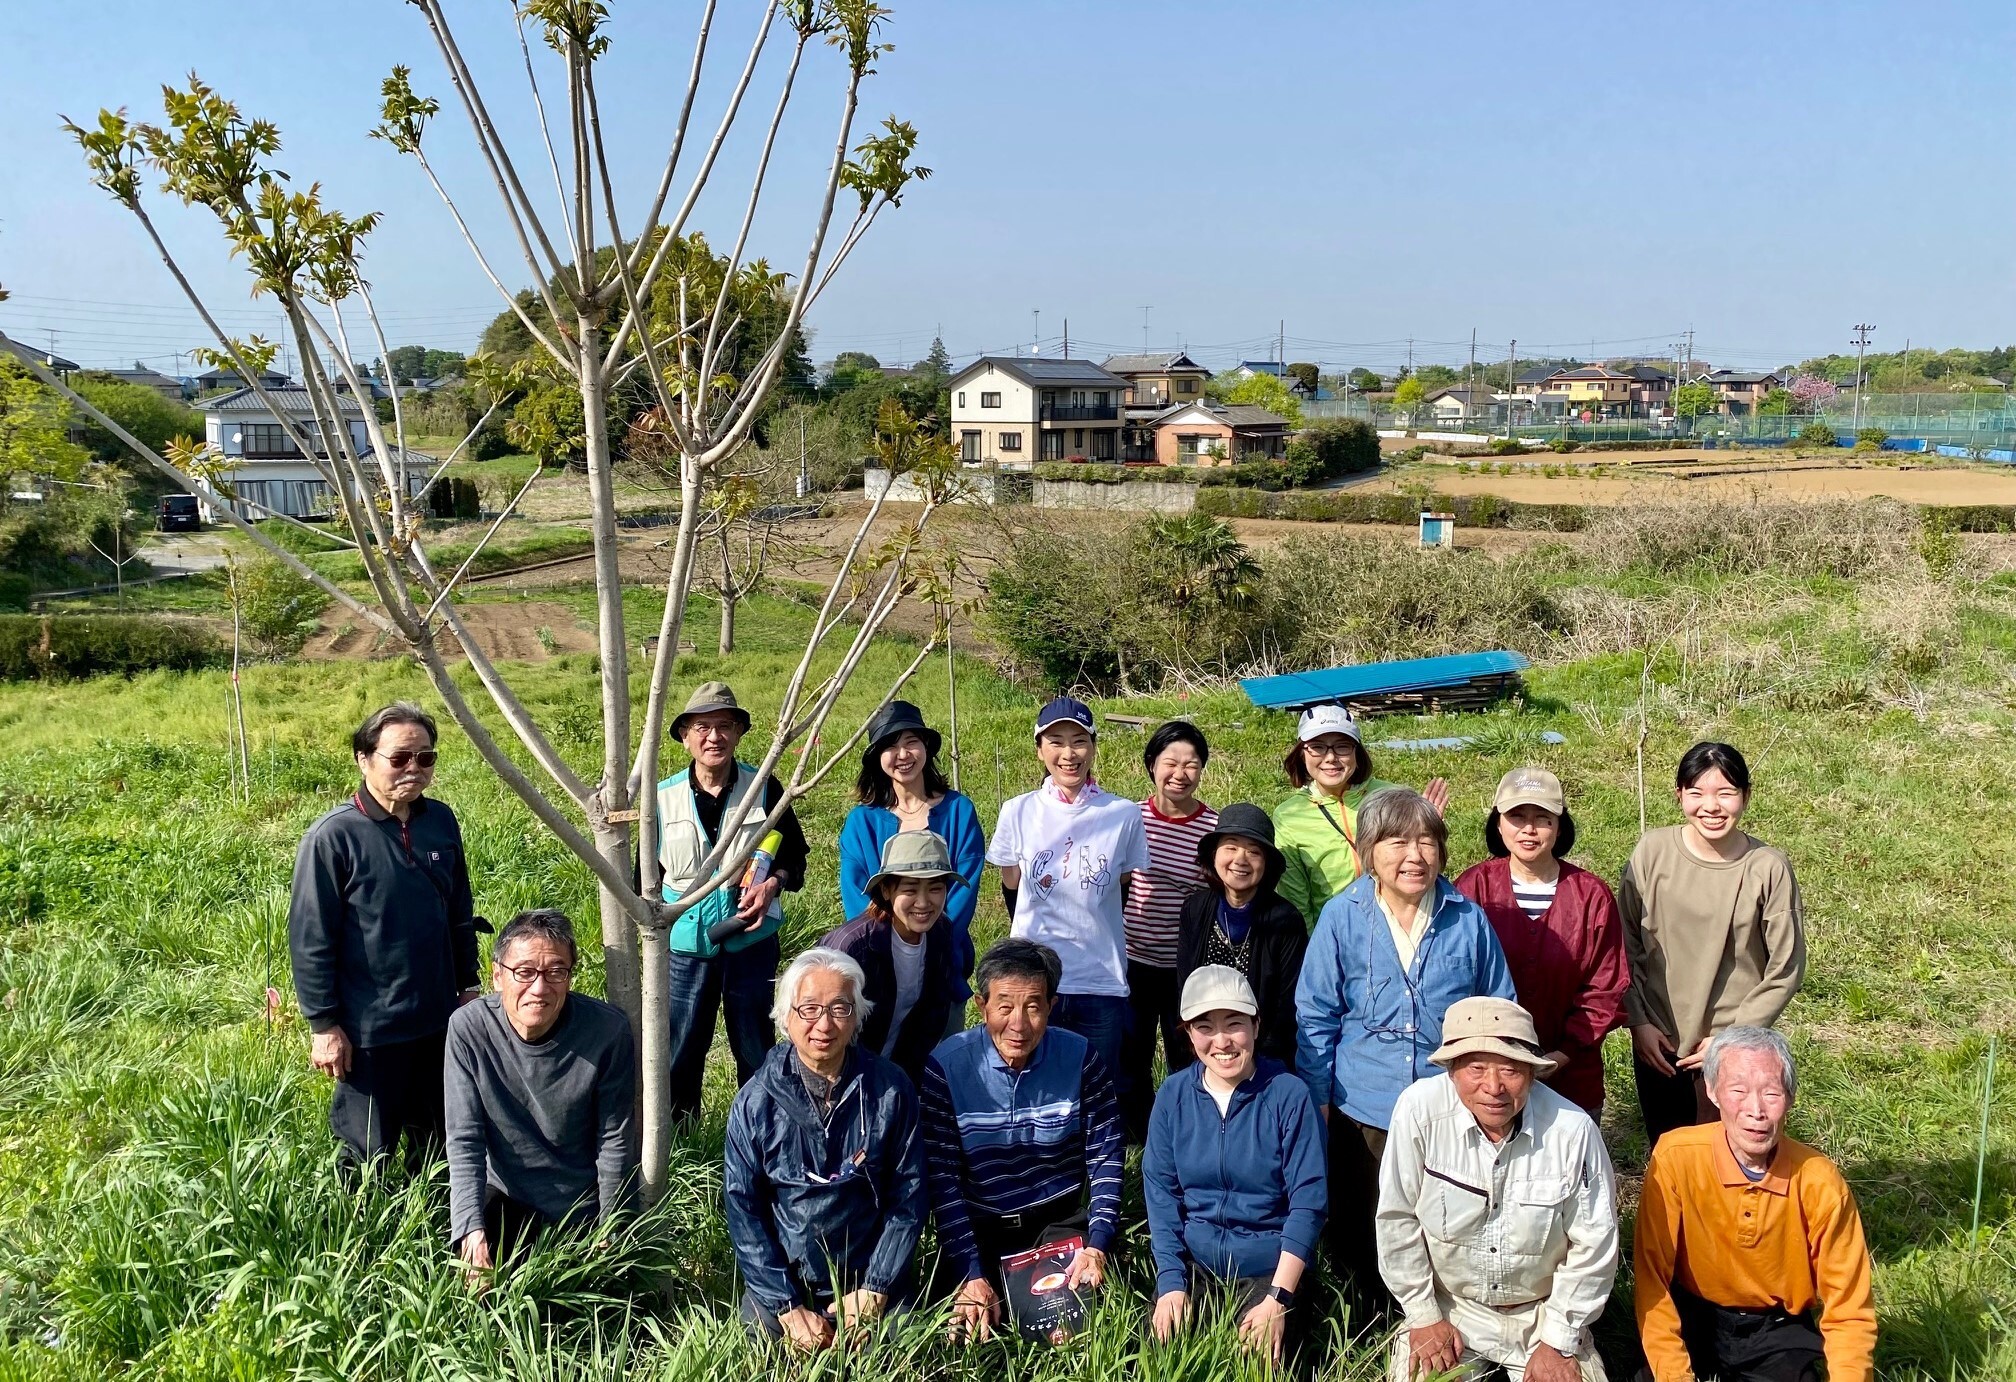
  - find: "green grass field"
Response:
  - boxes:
[0,532,2011,1378]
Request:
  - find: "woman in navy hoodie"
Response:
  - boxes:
[1143,966,1327,1368]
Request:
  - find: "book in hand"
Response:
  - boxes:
[999,1235,1088,1344]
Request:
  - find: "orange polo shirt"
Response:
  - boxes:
[1633,1124,1877,1382]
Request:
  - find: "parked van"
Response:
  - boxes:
[156,494,202,532]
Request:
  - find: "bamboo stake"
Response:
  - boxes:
[1973,1032,1998,1241]
[943,603,961,792]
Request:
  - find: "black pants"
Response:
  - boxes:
[482,1190,554,1264]
[1120,960,1186,1141]
[1191,1270,1322,1375]
[1635,1058,1716,1150]
[934,1191,1089,1294]
[330,1031,447,1174]
[1324,1114,1392,1327]
[1628,1286,1825,1382]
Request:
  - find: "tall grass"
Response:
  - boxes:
[0,572,2010,1378]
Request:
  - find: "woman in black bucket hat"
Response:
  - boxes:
[1173,803,1308,1069]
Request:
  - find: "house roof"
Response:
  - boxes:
[950,355,1127,389]
[1426,386,1493,405]
[202,386,365,416]
[1706,369,1781,386]
[1237,360,1286,376]
[196,365,290,385]
[1515,365,1563,385]
[1621,365,1674,382]
[1152,401,1289,430]
[1547,365,1631,382]
[93,367,182,388]
[1100,351,1208,376]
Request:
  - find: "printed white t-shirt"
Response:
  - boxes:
[988,778,1151,997]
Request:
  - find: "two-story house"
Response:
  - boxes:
[1704,370,1783,416]
[1622,365,1674,417]
[1102,351,1210,459]
[194,364,292,396]
[947,356,1128,465]
[201,385,393,519]
[1539,365,1635,417]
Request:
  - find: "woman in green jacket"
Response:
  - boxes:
[1271,704,1447,927]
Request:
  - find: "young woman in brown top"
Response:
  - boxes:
[1618,742,1805,1149]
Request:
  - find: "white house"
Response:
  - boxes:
[947,355,1129,465]
[201,385,411,519]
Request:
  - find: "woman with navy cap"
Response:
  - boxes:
[838,700,986,1008]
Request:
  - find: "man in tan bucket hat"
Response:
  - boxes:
[1376,997,1620,1381]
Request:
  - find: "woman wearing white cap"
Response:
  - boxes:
[1454,767,1628,1117]
[1272,704,1449,928]
[1143,966,1326,1367]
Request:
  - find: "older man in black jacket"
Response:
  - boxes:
[289,701,480,1172]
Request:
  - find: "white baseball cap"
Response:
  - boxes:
[1179,965,1260,1021]
[1296,703,1361,744]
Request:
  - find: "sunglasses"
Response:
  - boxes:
[375,749,439,770]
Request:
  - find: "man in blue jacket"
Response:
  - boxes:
[724,947,925,1351]
[289,702,480,1173]
[1294,787,1516,1318]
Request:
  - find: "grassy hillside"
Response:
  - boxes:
[0,543,2011,1377]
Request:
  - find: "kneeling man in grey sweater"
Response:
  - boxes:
[446,908,636,1274]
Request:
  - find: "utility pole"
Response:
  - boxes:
[1683,328,1694,382]
[1468,328,1477,393]
[1278,319,1285,365]
[1506,338,1518,438]
[1140,305,1152,352]
[1407,337,1415,377]
[1062,319,1069,359]
[1032,309,1040,354]
[1851,323,1875,431]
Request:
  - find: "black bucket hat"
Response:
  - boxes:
[1196,802,1286,881]
[862,699,942,766]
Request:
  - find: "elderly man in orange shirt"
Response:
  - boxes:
[1633,1026,1876,1382]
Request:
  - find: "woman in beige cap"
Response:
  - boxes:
[1455,767,1628,1116]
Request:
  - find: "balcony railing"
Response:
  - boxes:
[1039,403,1119,422]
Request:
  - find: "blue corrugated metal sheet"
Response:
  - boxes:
[1240,651,1531,711]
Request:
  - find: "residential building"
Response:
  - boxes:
[947,355,1127,465]
[89,366,188,402]
[1235,360,1286,380]
[200,385,396,519]
[1149,401,1290,466]
[1422,386,1501,425]
[1538,365,1635,417]
[195,365,291,395]
[1704,369,1784,415]
[1622,365,1674,416]
[1100,351,1209,411]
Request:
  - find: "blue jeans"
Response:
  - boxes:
[1050,992,1130,1086]
[666,933,779,1122]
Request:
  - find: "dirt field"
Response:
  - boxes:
[1378,458,2016,505]
[299,600,599,662]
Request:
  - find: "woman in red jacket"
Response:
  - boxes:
[1454,767,1628,1115]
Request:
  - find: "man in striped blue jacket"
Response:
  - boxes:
[918,938,1125,1342]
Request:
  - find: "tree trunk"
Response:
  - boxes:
[577,329,643,1047]
[719,589,737,655]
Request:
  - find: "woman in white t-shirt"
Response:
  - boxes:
[987,696,1150,1083]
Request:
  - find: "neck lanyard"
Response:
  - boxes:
[1313,791,1355,846]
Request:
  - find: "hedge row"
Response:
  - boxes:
[0,615,226,680]
[1193,488,2016,534]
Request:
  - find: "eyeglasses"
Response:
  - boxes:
[498,963,573,986]
[791,1000,856,1023]
[1301,741,1356,762]
[376,749,439,770]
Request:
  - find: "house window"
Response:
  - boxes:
[1178,378,1198,394]
[956,391,966,408]
[980,391,1001,409]
[1071,429,1084,450]
[240,423,301,458]
[999,431,1023,452]
[1041,431,1064,460]
[1094,391,1109,407]
[1090,430,1114,460]
[960,430,981,462]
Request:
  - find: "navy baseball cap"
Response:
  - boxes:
[1034,696,1097,739]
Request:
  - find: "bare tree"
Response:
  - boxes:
[12,0,940,1199]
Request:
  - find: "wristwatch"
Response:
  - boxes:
[1266,1284,1296,1309]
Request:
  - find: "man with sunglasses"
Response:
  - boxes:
[289,702,482,1172]
[446,909,635,1278]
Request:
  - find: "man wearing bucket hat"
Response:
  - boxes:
[837,700,986,1013]
[1174,804,1308,1069]
[1456,767,1629,1116]
[822,831,970,1083]
[986,695,1149,1080]
[1377,997,1619,1382]
[652,681,810,1120]
[1272,703,1449,927]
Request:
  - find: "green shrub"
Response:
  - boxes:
[1546,437,1580,453]
[1487,437,1527,456]
[1282,417,1381,486]
[232,557,331,655]
[1857,428,1888,446]
[427,476,483,520]
[1799,423,1838,446]
[0,573,29,613]
[0,615,225,680]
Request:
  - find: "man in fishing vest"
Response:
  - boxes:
[656,681,810,1121]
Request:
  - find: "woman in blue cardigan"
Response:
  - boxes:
[838,700,986,1007]
[1294,785,1514,1319]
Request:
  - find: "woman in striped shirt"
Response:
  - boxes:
[1453,766,1628,1115]
[1118,720,1217,1142]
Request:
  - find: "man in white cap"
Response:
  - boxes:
[1376,996,1619,1381]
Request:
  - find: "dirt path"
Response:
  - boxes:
[299,600,599,662]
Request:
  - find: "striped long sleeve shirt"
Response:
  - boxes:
[919,1025,1125,1280]
[1123,799,1217,969]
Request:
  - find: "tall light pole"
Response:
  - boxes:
[1851,323,1875,432]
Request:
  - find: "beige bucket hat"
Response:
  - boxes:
[1430,996,1559,1075]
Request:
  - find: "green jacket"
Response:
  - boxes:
[1272,779,1397,928]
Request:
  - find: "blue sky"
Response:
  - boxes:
[3,1,2011,377]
